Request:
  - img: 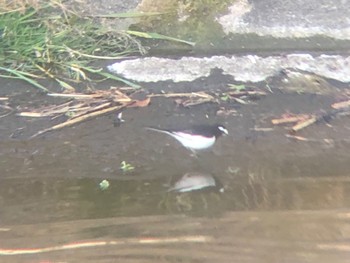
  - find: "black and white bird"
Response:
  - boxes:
[146,124,228,151]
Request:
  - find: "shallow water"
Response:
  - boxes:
[1,77,350,262]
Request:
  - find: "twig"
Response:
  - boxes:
[48,93,99,99]
[286,134,312,141]
[0,105,14,118]
[231,97,248,104]
[291,116,317,132]
[150,92,214,99]
[180,98,214,107]
[228,91,267,97]
[250,127,274,132]
[18,100,78,117]
[30,104,128,138]
[291,108,350,132]
[271,115,310,125]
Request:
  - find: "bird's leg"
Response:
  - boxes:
[189,148,199,158]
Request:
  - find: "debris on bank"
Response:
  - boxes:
[0,97,13,118]
[271,100,350,135]
[18,85,266,138]
[18,88,151,138]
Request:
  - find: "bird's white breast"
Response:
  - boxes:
[170,132,216,150]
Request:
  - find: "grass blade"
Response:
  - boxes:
[91,12,165,18]
[0,66,49,93]
[126,30,195,46]
[83,67,141,89]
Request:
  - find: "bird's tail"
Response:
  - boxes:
[145,127,172,135]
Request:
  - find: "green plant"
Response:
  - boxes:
[228,84,246,91]
[99,179,110,190]
[0,2,144,92]
[120,161,135,172]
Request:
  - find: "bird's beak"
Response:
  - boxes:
[218,126,229,136]
[222,128,229,136]
[220,127,228,135]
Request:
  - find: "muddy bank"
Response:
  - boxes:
[1,73,350,227]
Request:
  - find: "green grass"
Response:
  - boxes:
[0,3,145,92]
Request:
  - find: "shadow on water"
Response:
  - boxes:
[1,79,350,262]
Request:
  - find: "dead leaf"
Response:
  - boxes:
[127,97,151,108]
[174,98,183,105]
[332,100,350,109]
